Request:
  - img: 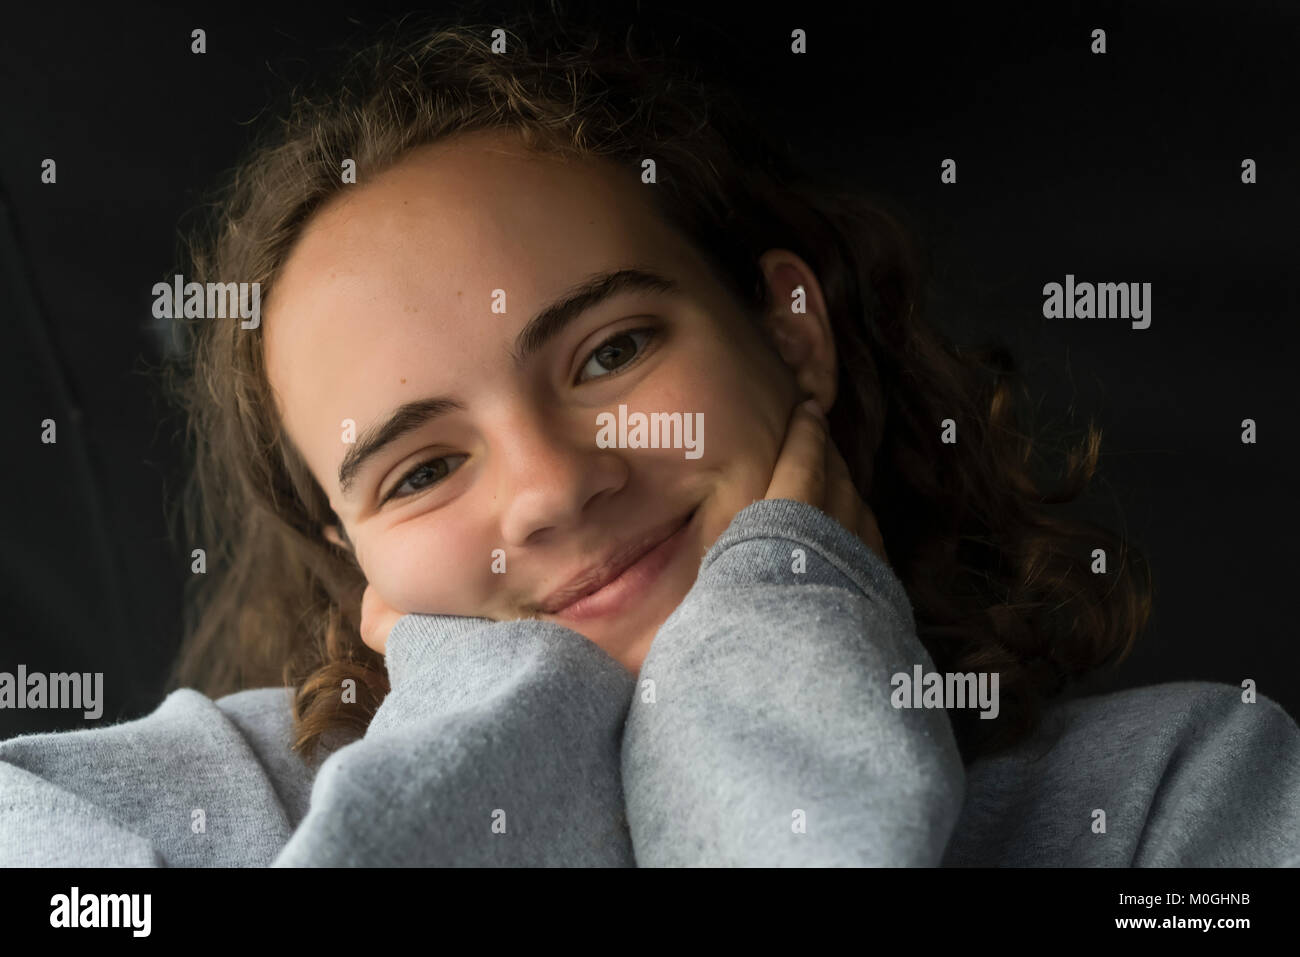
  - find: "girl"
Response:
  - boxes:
[2,14,1297,867]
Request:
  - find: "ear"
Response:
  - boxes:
[758,249,838,415]
[322,522,352,552]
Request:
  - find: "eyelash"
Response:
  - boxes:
[380,326,659,504]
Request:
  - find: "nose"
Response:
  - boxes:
[494,402,627,546]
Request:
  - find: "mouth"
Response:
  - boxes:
[540,506,699,622]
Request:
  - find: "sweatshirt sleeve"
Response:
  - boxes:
[1,615,637,867]
[271,614,637,866]
[621,497,967,866]
[0,687,307,866]
[942,680,1300,867]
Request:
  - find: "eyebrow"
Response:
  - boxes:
[336,267,679,498]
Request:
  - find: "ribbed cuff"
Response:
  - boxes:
[698,497,914,630]
[383,614,496,690]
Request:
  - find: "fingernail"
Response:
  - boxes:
[800,398,824,419]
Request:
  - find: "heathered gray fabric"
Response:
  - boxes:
[2,498,1297,866]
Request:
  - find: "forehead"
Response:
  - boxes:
[269,129,678,314]
[262,128,699,498]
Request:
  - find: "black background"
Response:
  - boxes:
[2,0,1296,737]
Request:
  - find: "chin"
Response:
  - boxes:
[593,626,654,674]
[556,592,678,672]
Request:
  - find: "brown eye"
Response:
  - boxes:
[577,328,657,384]
[383,454,467,504]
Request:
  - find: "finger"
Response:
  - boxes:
[764,401,827,507]
[860,508,891,569]
[820,433,890,568]
[822,433,862,530]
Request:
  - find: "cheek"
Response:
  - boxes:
[361,523,472,614]
[657,336,785,432]
[659,391,780,510]
[693,359,788,455]
[644,344,787,476]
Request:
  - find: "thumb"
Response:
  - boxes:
[763,400,827,507]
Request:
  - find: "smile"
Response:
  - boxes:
[548,507,698,623]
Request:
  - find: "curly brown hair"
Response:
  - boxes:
[158,11,1154,765]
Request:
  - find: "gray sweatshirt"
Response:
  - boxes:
[2,498,1297,866]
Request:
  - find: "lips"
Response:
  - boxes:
[538,509,696,615]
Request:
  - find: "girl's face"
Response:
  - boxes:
[264,128,836,672]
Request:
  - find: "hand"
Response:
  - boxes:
[359,583,406,656]
[764,399,891,569]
